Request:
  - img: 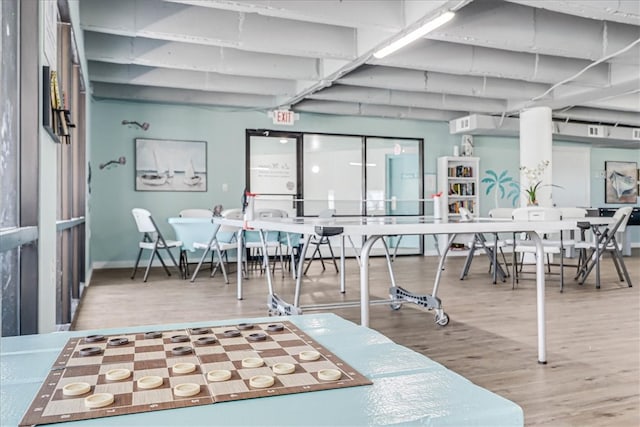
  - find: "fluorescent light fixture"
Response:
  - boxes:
[279,139,289,144]
[373,11,455,59]
[349,162,377,167]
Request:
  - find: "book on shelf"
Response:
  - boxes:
[447,200,475,214]
[448,165,474,178]
[448,182,475,196]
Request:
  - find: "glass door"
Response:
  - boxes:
[246,130,301,216]
[366,137,423,255]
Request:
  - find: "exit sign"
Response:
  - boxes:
[271,109,296,126]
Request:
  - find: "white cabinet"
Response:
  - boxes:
[437,156,480,253]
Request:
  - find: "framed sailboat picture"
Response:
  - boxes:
[135,138,207,192]
[604,161,637,204]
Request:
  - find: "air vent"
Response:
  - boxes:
[632,129,640,140]
[456,117,471,132]
[587,125,604,138]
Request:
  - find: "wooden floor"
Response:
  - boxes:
[74,251,640,426]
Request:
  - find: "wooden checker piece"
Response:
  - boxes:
[246,333,267,342]
[170,334,190,343]
[84,334,106,343]
[266,324,285,332]
[19,321,372,426]
[144,331,163,339]
[171,346,193,356]
[78,346,103,357]
[107,337,129,346]
[237,323,254,330]
[194,336,217,346]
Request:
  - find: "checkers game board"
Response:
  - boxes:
[19,321,371,426]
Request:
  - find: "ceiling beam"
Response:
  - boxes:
[553,106,640,127]
[505,0,640,26]
[88,61,296,97]
[163,0,407,31]
[307,85,507,114]
[84,31,320,80]
[512,77,640,113]
[371,39,610,86]
[91,82,276,108]
[425,0,640,61]
[294,100,464,121]
[80,0,356,59]
[340,65,551,101]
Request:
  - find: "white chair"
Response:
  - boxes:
[168,217,233,283]
[512,207,567,291]
[574,206,633,288]
[131,208,182,282]
[555,207,587,259]
[179,209,213,218]
[488,208,515,272]
[458,207,508,283]
[304,209,339,274]
[488,208,514,220]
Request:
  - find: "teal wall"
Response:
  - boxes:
[89,99,639,267]
[90,99,459,265]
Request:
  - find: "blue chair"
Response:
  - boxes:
[168,217,231,283]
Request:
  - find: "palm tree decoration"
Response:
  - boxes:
[482,170,519,208]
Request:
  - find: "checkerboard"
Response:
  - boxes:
[19,321,371,425]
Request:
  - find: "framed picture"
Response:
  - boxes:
[135,138,207,192]
[604,161,637,204]
[42,66,60,143]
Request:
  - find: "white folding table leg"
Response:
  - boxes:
[293,235,313,307]
[528,231,547,364]
[360,235,383,327]
[236,230,243,300]
[340,236,346,294]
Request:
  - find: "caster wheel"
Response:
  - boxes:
[435,313,450,326]
[388,295,402,310]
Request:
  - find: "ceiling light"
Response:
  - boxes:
[373,11,455,59]
[280,139,288,144]
[349,162,377,167]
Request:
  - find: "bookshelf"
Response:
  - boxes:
[437,156,480,253]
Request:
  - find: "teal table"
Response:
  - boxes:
[1,313,522,426]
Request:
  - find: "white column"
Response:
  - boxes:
[519,107,553,207]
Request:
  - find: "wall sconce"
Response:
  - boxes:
[121,120,150,130]
[99,156,126,170]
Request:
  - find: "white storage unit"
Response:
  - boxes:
[437,156,480,254]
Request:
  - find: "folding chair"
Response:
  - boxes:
[304,209,339,274]
[574,206,633,288]
[131,208,182,282]
[458,207,508,283]
[512,207,568,291]
[168,217,233,283]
